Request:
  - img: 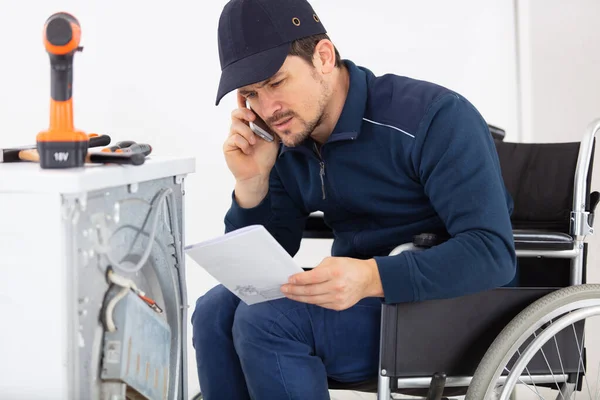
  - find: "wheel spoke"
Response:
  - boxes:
[556,383,575,400]
[503,366,544,400]
[571,324,592,399]
[517,348,543,396]
[533,331,565,400]
[550,321,567,383]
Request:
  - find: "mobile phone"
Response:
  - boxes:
[246,100,274,142]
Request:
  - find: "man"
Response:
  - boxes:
[192,0,517,398]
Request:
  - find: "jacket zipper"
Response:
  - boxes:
[319,162,326,199]
[313,143,326,200]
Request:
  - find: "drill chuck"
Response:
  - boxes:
[44,12,81,54]
[46,15,73,47]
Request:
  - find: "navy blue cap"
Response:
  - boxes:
[215,0,327,105]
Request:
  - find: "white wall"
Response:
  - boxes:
[0,1,521,398]
[517,0,600,144]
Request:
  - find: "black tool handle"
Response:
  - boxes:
[88,152,145,165]
[89,134,111,148]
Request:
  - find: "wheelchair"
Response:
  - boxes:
[300,119,600,399]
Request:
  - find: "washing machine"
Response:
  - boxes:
[0,155,195,400]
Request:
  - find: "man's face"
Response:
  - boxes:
[239,55,330,147]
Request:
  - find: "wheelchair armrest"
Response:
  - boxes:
[304,216,580,253]
[488,124,506,141]
[411,229,576,252]
[513,229,574,251]
[413,233,450,248]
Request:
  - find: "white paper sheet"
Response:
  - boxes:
[184,225,304,305]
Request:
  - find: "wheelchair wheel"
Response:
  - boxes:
[466,284,600,400]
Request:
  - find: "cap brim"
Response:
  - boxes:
[215,42,290,106]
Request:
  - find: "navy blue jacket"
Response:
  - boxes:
[224,60,517,304]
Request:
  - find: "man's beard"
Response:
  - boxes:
[278,107,326,147]
[268,79,329,147]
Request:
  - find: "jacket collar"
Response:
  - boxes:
[279,59,367,157]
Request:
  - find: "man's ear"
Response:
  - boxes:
[314,39,337,74]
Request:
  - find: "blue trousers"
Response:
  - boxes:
[191,284,382,400]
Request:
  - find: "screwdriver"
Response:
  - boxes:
[101,143,152,157]
[116,143,152,156]
[101,140,137,153]
[36,12,88,169]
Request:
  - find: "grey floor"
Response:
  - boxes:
[329,390,376,400]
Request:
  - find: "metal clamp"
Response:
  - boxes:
[571,210,594,237]
[61,192,86,223]
[174,175,185,185]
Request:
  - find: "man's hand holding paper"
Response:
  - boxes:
[281,256,384,311]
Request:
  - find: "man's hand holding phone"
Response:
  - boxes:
[224,93,280,208]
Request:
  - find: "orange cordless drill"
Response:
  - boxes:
[36,12,87,168]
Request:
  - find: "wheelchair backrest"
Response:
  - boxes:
[495,139,596,288]
[494,140,590,233]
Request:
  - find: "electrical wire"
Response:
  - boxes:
[104,269,163,332]
[96,187,172,274]
[105,285,129,333]
[107,269,140,291]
